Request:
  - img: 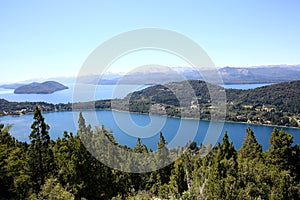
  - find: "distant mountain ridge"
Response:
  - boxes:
[14,81,68,94]
[80,64,300,85]
[1,65,300,86]
[219,65,300,83]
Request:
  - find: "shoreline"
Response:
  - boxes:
[1,107,299,131]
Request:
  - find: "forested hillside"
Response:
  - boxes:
[126,80,300,127]
[0,107,299,199]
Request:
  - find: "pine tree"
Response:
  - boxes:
[155,132,172,193]
[134,138,143,153]
[238,128,262,161]
[156,131,170,168]
[169,159,188,196]
[29,106,54,193]
[32,178,75,200]
[267,128,293,171]
[5,145,31,199]
[78,112,86,133]
[0,124,16,199]
[205,131,239,199]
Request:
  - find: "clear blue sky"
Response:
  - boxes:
[0,0,300,83]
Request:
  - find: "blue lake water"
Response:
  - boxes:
[222,83,272,89]
[0,110,299,151]
[0,84,148,104]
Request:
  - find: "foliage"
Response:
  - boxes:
[30,178,75,200]
[29,106,54,193]
[0,108,299,199]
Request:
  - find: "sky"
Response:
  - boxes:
[0,0,300,83]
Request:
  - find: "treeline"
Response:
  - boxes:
[1,107,300,199]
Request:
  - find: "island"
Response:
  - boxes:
[14,81,68,94]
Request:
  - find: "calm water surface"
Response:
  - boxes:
[0,110,299,151]
[222,83,272,89]
[0,84,148,104]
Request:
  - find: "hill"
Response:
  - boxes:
[14,81,68,94]
[124,80,300,127]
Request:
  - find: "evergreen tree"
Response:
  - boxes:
[29,106,54,193]
[0,124,16,199]
[169,158,188,196]
[31,178,75,200]
[238,128,262,161]
[219,131,236,161]
[5,145,31,200]
[267,128,294,171]
[134,138,143,153]
[156,131,170,169]
[151,132,172,195]
[205,131,239,199]
[78,112,86,134]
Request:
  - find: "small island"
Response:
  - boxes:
[14,81,68,94]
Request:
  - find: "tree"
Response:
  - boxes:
[134,138,143,153]
[150,132,172,196]
[238,128,262,161]
[205,131,239,199]
[5,145,31,200]
[29,106,54,193]
[267,128,294,171]
[169,158,188,196]
[0,124,16,199]
[31,178,75,200]
[156,131,170,169]
[78,112,86,134]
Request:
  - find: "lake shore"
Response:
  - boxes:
[1,106,299,131]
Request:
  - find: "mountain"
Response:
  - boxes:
[4,65,300,87]
[219,65,300,83]
[14,81,68,94]
[81,65,300,85]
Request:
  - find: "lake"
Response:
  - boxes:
[0,83,272,104]
[1,82,298,151]
[0,110,299,151]
[222,83,272,89]
[0,84,148,104]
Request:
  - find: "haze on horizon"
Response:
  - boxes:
[0,0,300,83]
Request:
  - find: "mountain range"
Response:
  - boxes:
[1,65,300,87]
[77,65,300,85]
